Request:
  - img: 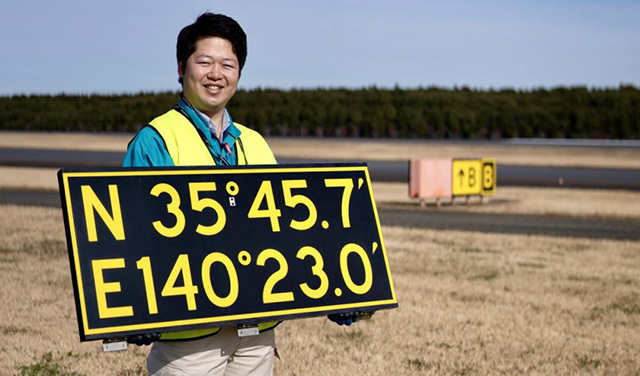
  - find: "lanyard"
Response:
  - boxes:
[174,97,239,165]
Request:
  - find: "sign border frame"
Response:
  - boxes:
[58,162,398,341]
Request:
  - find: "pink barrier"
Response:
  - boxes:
[409,158,453,199]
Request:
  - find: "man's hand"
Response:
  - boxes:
[328,311,360,326]
[126,333,161,346]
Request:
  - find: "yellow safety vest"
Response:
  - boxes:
[149,109,277,166]
[148,109,279,341]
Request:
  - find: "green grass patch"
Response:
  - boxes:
[0,246,18,263]
[575,354,604,369]
[1,325,30,335]
[17,352,84,376]
[407,358,429,371]
[567,275,600,282]
[517,262,546,269]
[0,246,15,254]
[609,298,640,315]
[459,247,501,254]
[470,271,500,281]
[426,340,454,349]
[21,239,66,257]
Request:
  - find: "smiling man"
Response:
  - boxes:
[123,12,360,375]
[124,12,276,169]
[123,13,279,375]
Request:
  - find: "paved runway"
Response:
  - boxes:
[2,146,639,240]
[2,147,640,190]
[2,188,638,241]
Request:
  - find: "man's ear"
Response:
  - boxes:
[177,62,184,84]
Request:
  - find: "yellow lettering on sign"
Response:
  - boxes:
[92,258,133,319]
[297,246,329,299]
[150,183,186,238]
[161,254,199,311]
[189,182,226,236]
[481,158,497,195]
[324,178,354,228]
[201,252,239,308]
[340,243,373,295]
[81,185,125,242]
[452,160,483,196]
[282,180,317,231]
[257,248,294,304]
[136,256,158,315]
[248,181,282,232]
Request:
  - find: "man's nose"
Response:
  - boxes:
[207,63,223,79]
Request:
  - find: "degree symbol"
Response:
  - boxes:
[238,251,251,266]
[226,182,239,196]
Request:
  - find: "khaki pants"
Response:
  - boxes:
[147,326,276,376]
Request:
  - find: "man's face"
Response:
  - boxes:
[179,36,240,119]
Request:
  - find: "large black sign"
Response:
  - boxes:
[58,163,397,341]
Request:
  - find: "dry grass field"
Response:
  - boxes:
[1,132,640,375]
[1,205,639,375]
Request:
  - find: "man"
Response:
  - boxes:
[123,12,359,375]
[124,13,274,169]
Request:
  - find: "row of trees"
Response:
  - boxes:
[2,86,638,139]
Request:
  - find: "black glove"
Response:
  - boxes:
[126,333,161,346]
[328,311,360,326]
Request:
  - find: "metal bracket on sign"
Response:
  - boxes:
[237,324,260,337]
[102,338,128,352]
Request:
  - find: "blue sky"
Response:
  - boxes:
[1,0,638,95]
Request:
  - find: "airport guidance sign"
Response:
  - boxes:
[452,158,496,196]
[58,163,397,341]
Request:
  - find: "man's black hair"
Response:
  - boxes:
[176,12,247,83]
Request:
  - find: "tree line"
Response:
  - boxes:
[1,86,638,139]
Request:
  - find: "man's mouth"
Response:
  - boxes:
[204,84,224,92]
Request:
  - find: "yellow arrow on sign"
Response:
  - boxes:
[452,160,482,196]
